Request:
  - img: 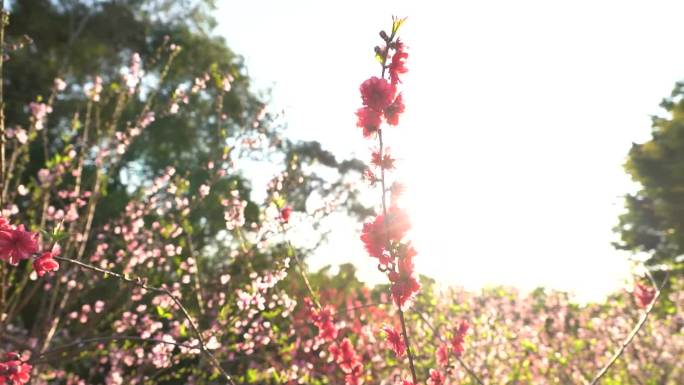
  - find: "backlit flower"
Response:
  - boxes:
[383,325,405,357]
[0,225,39,265]
[360,76,395,112]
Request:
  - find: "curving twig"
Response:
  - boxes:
[32,335,202,365]
[55,256,237,385]
[588,271,669,385]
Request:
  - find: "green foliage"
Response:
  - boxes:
[616,81,684,277]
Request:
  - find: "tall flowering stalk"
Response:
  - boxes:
[356,17,420,384]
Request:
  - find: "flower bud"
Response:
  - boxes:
[379,30,389,41]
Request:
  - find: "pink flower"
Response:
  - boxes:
[360,207,411,261]
[280,207,292,223]
[33,251,60,277]
[356,107,382,138]
[426,369,445,385]
[384,93,405,126]
[53,78,67,92]
[371,148,396,170]
[335,338,362,376]
[634,282,656,308]
[388,40,408,85]
[0,355,31,385]
[0,217,11,233]
[359,76,395,112]
[436,343,450,367]
[0,225,39,265]
[383,325,405,357]
[363,168,378,187]
[388,244,421,309]
[450,320,469,357]
[29,102,52,130]
[360,216,387,261]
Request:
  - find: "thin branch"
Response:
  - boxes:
[54,256,237,385]
[0,1,7,205]
[279,222,321,310]
[415,310,486,385]
[32,335,202,365]
[375,18,418,384]
[588,272,669,385]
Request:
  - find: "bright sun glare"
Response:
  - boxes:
[217,0,684,302]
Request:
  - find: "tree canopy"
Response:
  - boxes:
[616,81,684,276]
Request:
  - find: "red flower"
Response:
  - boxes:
[371,148,396,170]
[388,244,421,309]
[388,40,408,85]
[436,343,450,367]
[0,217,11,232]
[450,320,469,357]
[0,358,31,385]
[360,77,395,112]
[360,216,387,260]
[0,225,39,265]
[329,342,342,363]
[344,363,364,385]
[336,338,361,374]
[33,251,60,277]
[386,206,411,241]
[363,169,378,187]
[634,282,656,308]
[280,207,292,223]
[356,107,382,138]
[426,369,445,385]
[312,305,338,341]
[382,325,405,357]
[384,94,405,126]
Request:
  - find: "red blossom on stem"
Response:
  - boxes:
[280,206,292,223]
[360,206,411,263]
[371,148,396,170]
[383,324,406,357]
[450,320,469,357]
[388,40,408,85]
[331,338,363,385]
[634,282,656,308]
[356,107,382,138]
[384,93,405,126]
[359,76,395,112]
[363,168,378,187]
[388,244,421,309]
[33,251,60,277]
[426,368,445,385]
[0,353,31,385]
[0,225,39,265]
[311,305,338,341]
[436,343,450,367]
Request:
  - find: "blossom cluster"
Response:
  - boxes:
[0,352,31,385]
[357,19,420,311]
[0,217,59,277]
[305,300,365,385]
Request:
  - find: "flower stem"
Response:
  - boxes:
[398,304,418,383]
[375,18,419,384]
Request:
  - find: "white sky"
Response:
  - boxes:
[216,1,684,302]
